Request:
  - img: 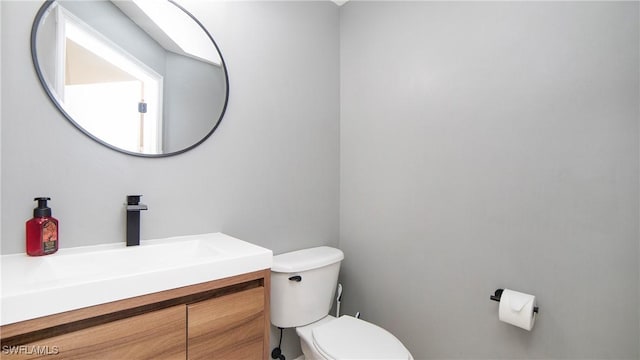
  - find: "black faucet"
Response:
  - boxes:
[126,195,148,246]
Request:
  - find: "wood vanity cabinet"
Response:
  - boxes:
[1,306,187,360]
[0,270,270,360]
[187,286,265,360]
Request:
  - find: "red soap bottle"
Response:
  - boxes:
[26,197,58,256]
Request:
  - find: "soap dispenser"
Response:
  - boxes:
[26,197,58,256]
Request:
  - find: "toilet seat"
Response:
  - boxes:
[311,315,410,360]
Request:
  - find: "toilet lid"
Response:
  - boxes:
[312,316,410,360]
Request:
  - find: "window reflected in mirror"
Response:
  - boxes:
[59,7,163,153]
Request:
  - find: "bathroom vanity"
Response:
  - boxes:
[0,233,272,359]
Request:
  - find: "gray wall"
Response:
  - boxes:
[1,0,339,258]
[340,1,639,359]
[2,2,338,357]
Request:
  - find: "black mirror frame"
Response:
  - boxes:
[30,0,230,158]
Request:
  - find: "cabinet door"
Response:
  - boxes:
[3,306,186,360]
[187,286,265,360]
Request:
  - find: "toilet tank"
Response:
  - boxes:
[271,246,344,328]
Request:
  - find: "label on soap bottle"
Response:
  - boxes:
[42,220,58,253]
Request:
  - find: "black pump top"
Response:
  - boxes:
[127,195,142,205]
[33,197,52,218]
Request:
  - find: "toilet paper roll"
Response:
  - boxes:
[498,289,536,331]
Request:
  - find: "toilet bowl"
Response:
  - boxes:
[296,315,412,360]
[270,247,412,360]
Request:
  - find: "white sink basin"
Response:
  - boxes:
[1,233,272,325]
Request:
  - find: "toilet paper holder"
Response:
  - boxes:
[490,289,539,313]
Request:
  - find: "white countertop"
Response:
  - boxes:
[1,232,272,325]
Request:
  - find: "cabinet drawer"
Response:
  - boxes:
[3,305,186,360]
[187,286,265,360]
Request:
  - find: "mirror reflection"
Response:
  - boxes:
[32,0,229,156]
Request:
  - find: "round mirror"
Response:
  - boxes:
[31,0,229,157]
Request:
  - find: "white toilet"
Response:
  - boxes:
[271,246,413,360]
